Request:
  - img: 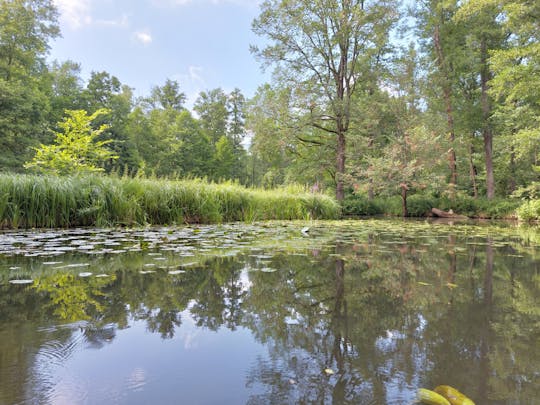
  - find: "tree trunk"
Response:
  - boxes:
[336,131,346,201]
[468,139,478,198]
[400,183,408,217]
[434,25,457,194]
[480,37,495,199]
[509,146,516,194]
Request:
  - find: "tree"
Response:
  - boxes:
[227,88,248,182]
[252,0,399,200]
[47,60,85,125]
[363,125,446,216]
[469,0,540,195]
[25,109,118,175]
[148,78,186,111]
[414,0,462,193]
[0,0,59,82]
[194,88,229,145]
[82,71,141,174]
[0,0,60,170]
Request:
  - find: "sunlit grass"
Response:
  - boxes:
[0,174,340,228]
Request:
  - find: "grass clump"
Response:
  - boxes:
[0,174,340,229]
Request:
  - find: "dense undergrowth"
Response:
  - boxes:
[0,174,340,228]
[343,193,539,222]
[2,174,538,229]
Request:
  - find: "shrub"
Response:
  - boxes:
[517,199,540,222]
[406,194,437,217]
[342,194,383,216]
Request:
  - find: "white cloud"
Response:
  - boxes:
[54,0,92,29]
[134,30,153,45]
[95,14,130,28]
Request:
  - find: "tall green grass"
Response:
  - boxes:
[0,174,340,229]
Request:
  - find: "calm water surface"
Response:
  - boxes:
[0,219,539,404]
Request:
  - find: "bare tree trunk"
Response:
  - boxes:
[480,37,495,199]
[336,131,346,201]
[468,140,478,198]
[434,25,457,194]
[400,183,408,217]
[509,146,516,194]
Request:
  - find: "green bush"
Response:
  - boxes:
[342,194,383,216]
[517,199,540,222]
[406,194,437,217]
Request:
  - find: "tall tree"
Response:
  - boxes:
[0,0,59,81]
[194,88,229,145]
[227,88,248,182]
[82,71,141,173]
[415,0,461,192]
[148,79,186,111]
[454,0,507,199]
[471,0,540,195]
[252,0,399,200]
[48,60,85,125]
[0,0,59,170]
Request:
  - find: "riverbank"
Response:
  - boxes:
[343,193,540,222]
[0,174,340,229]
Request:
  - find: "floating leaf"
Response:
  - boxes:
[168,270,185,275]
[9,279,34,285]
[446,282,458,289]
[324,368,335,375]
[418,282,431,286]
[79,272,93,277]
[261,267,277,273]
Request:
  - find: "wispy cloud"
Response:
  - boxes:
[95,14,130,29]
[54,0,92,29]
[133,30,153,45]
[172,66,208,109]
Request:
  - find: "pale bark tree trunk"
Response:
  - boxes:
[336,132,346,201]
[480,37,495,199]
[468,140,478,198]
[434,25,457,194]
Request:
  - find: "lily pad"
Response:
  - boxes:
[9,279,34,285]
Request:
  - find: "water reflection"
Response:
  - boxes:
[0,220,539,404]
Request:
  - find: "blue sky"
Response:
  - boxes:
[49,0,269,106]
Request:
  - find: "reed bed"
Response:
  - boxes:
[0,174,340,228]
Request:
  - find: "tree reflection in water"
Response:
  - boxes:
[0,223,539,404]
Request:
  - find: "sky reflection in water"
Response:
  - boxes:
[0,219,539,404]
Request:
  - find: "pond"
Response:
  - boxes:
[0,219,539,404]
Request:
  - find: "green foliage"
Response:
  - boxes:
[0,174,340,228]
[342,191,520,219]
[406,194,437,217]
[342,194,384,216]
[437,195,519,219]
[517,200,540,222]
[25,109,118,175]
